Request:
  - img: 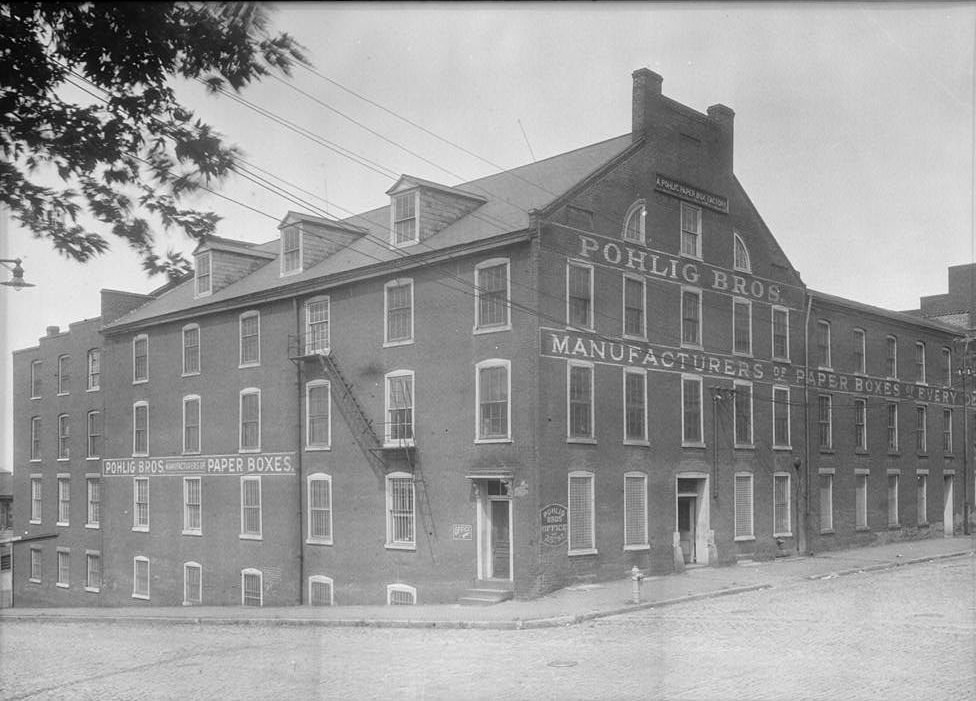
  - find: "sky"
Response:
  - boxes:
[2,2,975,468]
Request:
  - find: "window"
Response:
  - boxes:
[733,298,751,355]
[568,471,596,554]
[57,549,69,587]
[30,416,40,460]
[887,402,899,452]
[57,413,69,460]
[87,410,101,459]
[855,473,868,529]
[133,477,149,530]
[682,375,703,445]
[567,362,594,441]
[184,562,202,605]
[281,226,302,275]
[86,477,100,527]
[30,477,41,523]
[942,347,952,386]
[623,275,645,338]
[943,409,953,453]
[132,402,149,456]
[623,473,648,549]
[392,191,418,246]
[887,473,900,526]
[182,325,200,375]
[623,369,647,444]
[854,398,867,451]
[30,359,41,398]
[475,259,510,330]
[133,556,150,599]
[885,336,898,378]
[132,335,148,383]
[852,329,866,374]
[773,386,791,448]
[772,307,789,361]
[183,395,201,454]
[915,406,927,453]
[242,568,263,606]
[309,576,334,606]
[384,279,413,344]
[385,473,415,549]
[622,200,646,244]
[306,381,331,449]
[239,312,260,367]
[680,202,701,257]
[734,473,754,539]
[385,370,415,446]
[86,348,100,390]
[476,360,510,442]
[195,250,212,296]
[240,476,262,539]
[86,552,101,592]
[733,232,751,272]
[183,477,201,535]
[734,381,753,446]
[307,474,333,544]
[819,473,834,532]
[57,354,70,394]
[567,262,593,329]
[915,342,926,383]
[57,476,69,525]
[30,547,42,582]
[818,395,832,450]
[681,288,702,346]
[917,473,929,525]
[816,321,831,369]
[773,473,791,536]
[387,583,417,606]
[305,297,330,354]
[239,389,261,452]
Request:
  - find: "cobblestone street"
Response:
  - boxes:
[1,555,974,700]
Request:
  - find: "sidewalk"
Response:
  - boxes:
[2,536,973,630]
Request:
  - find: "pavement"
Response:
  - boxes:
[2,536,973,630]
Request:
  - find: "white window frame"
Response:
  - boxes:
[942,347,952,387]
[87,410,101,459]
[306,380,332,450]
[391,190,419,247]
[239,388,261,453]
[566,360,595,443]
[818,394,833,450]
[132,401,149,457]
[85,550,101,592]
[915,342,926,384]
[773,472,792,537]
[184,561,202,605]
[132,556,150,600]
[242,568,263,606]
[387,583,417,605]
[133,477,149,532]
[566,260,594,330]
[885,335,898,379]
[307,473,333,545]
[309,575,335,606]
[195,250,212,297]
[56,475,70,526]
[622,199,646,245]
[181,395,202,455]
[280,225,303,276]
[623,367,648,445]
[475,359,511,443]
[817,320,831,370]
[681,374,704,447]
[29,547,42,583]
[240,475,263,540]
[772,385,791,449]
[57,354,70,395]
[30,359,42,399]
[915,404,928,454]
[384,370,415,447]
[819,471,834,533]
[622,273,646,340]
[56,548,70,588]
[733,380,754,448]
[182,324,200,376]
[385,472,416,550]
[887,401,900,452]
[771,306,790,362]
[183,476,202,536]
[855,471,869,529]
[917,471,929,525]
[474,258,511,333]
[733,231,751,272]
[239,311,261,368]
[679,202,702,259]
[854,398,867,451]
[567,471,596,555]
[29,475,41,524]
[30,416,41,461]
[681,286,702,348]
[732,297,752,356]
[733,472,755,541]
[86,348,100,390]
[383,278,414,346]
[623,471,649,550]
[943,408,953,454]
[853,328,866,375]
[887,472,900,526]
[86,476,100,528]
[304,296,330,355]
[57,413,70,460]
[132,335,148,384]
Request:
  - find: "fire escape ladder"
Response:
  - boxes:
[315,351,384,477]
[401,433,437,563]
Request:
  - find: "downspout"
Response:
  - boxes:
[801,291,813,555]
[294,297,305,603]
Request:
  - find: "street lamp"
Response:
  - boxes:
[0,258,35,290]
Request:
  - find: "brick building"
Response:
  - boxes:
[11,69,973,607]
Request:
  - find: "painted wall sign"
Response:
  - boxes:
[452,524,473,541]
[101,452,296,477]
[541,503,568,546]
[655,174,729,213]
[540,327,971,407]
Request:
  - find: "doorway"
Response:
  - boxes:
[943,475,954,536]
[677,495,697,563]
[675,475,709,565]
[475,480,513,581]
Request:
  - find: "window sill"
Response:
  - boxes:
[306,445,331,452]
[239,533,263,541]
[30,396,41,400]
[239,448,262,454]
[680,343,704,352]
[820,529,835,535]
[819,449,835,455]
[732,350,753,359]
[56,521,69,528]
[567,438,597,445]
[855,525,871,532]
[817,366,833,372]
[916,453,928,458]
[132,454,149,459]
[57,392,69,397]
[131,593,150,601]
[390,239,420,249]
[887,451,901,457]
[773,532,793,538]
[734,444,755,451]
[306,538,334,546]
[29,459,41,463]
[854,449,869,456]
[734,535,756,542]
[772,357,791,364]
[773,444,793,451]
[385,543,416,551]
[623,439,650,447]
[85,586,100,593]
[85,523,99,530]
[568,548,598,557]
[181,530,202,537]
[132,526,149,533]
[475,437,512,445]
[623,544,649,552]
[29,519,41,525]
[383,339,414,348]
[682,442,707,450]
[473,324,512,336]
[86,457,100,461]
[182,371,200,378]
[132,380,147,386]
[383,441,415,449]
[565,324,595,333]
[944,453,955,459]
[57,458,69,462]
[28,578,40,584]
[86,387,99,393]
[680,252,703,262]
[182,450,201,456]
[622,333,647,343]
[238,363,260,370]
[56,582,69,589]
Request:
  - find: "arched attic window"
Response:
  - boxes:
[622,200,646,245]
[733,232,751,273]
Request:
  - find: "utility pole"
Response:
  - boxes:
[956,335,974,536]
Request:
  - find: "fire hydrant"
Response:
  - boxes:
[630,565,645,604]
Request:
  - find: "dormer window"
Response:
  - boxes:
[195,251,212,297]
[733,232,751,272]
[281,226,302,276]
[392,191,418,246]
[622,200,646,244]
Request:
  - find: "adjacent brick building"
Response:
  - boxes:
[11,69,973,607]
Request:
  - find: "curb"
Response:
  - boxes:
[805,549,973,581]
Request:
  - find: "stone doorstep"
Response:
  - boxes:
[457,588,515,607]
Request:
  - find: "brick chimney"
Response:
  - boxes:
[707,103,735,174]
[632,68,663,141]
